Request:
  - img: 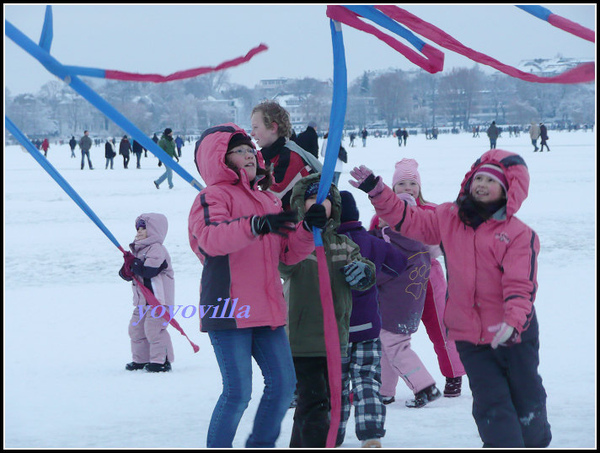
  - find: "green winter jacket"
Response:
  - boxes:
[158,135,177,158]
[279,173,376,357]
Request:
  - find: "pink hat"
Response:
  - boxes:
[392,158,421,189]
[474,163,508,192]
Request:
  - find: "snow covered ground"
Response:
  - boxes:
[4,129,596,448]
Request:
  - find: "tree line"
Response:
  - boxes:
[5,64,594,140]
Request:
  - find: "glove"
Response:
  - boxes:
[119,252,136,281]
[349,165,384,196]
[303,203,328,230]
[488,322,516,349]
[342,261,372,288]
[251,210,298,237]
[130,258,145,277]
[396,192,417,206]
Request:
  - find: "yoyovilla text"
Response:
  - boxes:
[133,298,250,326]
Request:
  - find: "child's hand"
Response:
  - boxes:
[251,211,298,237]
[349,166,384,196]
[303,204,328,230]
[396,192,417,206]
[342,261,372,288]
[488,322,516,348]
[119,252,136,281]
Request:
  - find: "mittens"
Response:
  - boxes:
[342,260,373,289]
[488,322,517,348]
[349,165,384,196]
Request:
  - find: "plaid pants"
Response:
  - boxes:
[337,339,386,444]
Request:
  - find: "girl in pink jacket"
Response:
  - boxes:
[188,124,322,448]
[350,149,551,448]
[391,159,465,398]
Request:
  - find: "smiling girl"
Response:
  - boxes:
[349,149,552,448]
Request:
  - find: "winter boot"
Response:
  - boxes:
[382,396,395,405]
[405,384,441,408]
[361,438,382,448]
[444,376,462,397]
[125,361,148,371]
[145,359,172,373]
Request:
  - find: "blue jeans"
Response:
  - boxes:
[207,326,296,448]
[155,166,173,188]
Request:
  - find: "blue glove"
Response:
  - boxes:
[342,261,372,288]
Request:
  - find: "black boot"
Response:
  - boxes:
[145,359,172,373]
[405,384,441,408]
[125,361,148,371]
[443,376,462,397]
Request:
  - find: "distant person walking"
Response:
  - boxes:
[539,123,550,152]
[486,121,499,149]
[79,130,94,170]
[529,122,541,152]
[119,135,132,169]
[361,128,368,147]
[154,128,178,189]
[175,135,184,158]
[41,138,50,157]
[69,135,77,158]
[132,139,145,169]
[105,138,116,169]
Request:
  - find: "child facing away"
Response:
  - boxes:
[350,149,552,448]
[188,124,322,448]
[279,174,376,448]
[390,159,465,398]
[119,213,175,373]
[335,190,408,448]
[369,206,441,409]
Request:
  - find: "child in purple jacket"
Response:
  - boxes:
[336,191,408,448]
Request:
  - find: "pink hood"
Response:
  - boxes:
[458,148,530,218]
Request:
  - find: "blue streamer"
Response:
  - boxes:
[5,15,205,192]
[344,4,427,51]
[312,18,348,247]
[5,116,123,250]
[38,5,53,52]
[516,5,552,22]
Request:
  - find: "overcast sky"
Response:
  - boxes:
[4,4,596,96]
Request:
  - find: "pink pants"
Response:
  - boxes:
[380,328,435,397]
[421,260,465,378]
[128,306,174,364]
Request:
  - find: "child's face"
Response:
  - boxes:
[250,112,279,148]
[393,179,420,199]
[470,174,505,203]
[226,144,257,181]
[135,227,147,241]
[304,196,332,219]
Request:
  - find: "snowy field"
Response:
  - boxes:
[4,129,596,448]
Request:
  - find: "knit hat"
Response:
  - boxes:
[339,190,360,223]
[308,121,317,129]
[392,158,421,189]
[304,181,333,201]
[473,163,508,192]
[164,128,173,136]
[227,133,254,152]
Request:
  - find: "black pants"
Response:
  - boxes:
[290,356,330,448]
[456,314,552,448]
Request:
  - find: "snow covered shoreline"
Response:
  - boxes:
[5,129,596,448]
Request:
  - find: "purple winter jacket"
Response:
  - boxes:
[337,221,408,342]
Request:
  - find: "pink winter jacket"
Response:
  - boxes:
[188,124,315,331]
[369,149,539,345]
[129,213,175,307]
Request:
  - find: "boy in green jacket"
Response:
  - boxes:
[280,173,376,448]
